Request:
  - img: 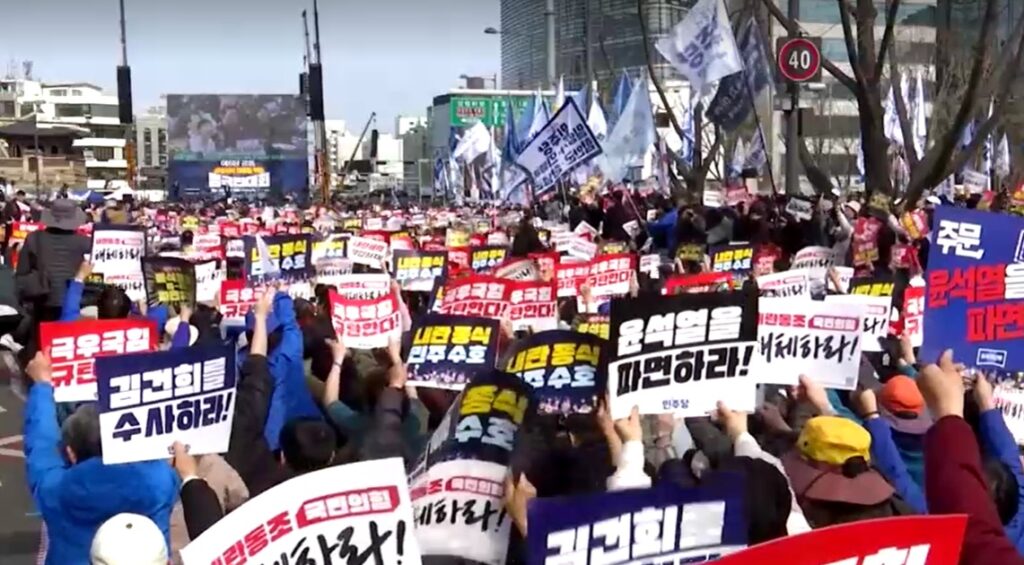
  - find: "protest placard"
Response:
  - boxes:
[515,98,601,192]
[445,227,470,248]
[218,280,262,325]
[528,482,747,564]
[194,260,223,304]
[757,269,810,298]
[503,330,604,415]
[331,273,392,300]
[573,221,599,239]
[40,319,158,403]
[753,297,864,389]
[712,515,966,565]
[5,221,42,268]
[639,254,661,279]
[95,344,236,465]
[995,386,1024,445]
[406,314,499,390]
[311,234,347,264]
[903,283,925,347]
[393,250,447,291]
[191,233,224,259]
[676,243,706,262]
[328,290,402,349]
[703,187,725,208]
[567,237,598,261]
[492,257,539,281]
[850,275,895,297]
[437,275,513,320]
[825,294,892,353]
[923,207,1024,370]
[508,280,557,332]
[314,257,354,286]
[143,256,197,309]
[409,370,534,564]
[853,217,882,267]
[608,290,759,418]
[664,272,732,295]
[710,243,754,275]
[573,314,610,340]
[556,261,590,297]
[225,238,244,258]
[181,457,422,565]
[470,245,508,273]
[243,234,312,283]
[785,196,814,221]
[91,225,147,302]
[586,253,636,298]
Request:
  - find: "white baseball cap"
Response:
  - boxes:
[90,513,168,565]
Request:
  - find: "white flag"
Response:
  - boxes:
[912,71,927,157]
[995,133,1011,178]
[655,0,743,95]
[452,121,492,163]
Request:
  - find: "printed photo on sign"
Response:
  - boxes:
[753,297,864,389]
[328,291,402,350]
[406,314,499,390]
[91,225,147,301]
[40,319,159,403]
[608,290,759,419]
[527,482,747,565]
[181,458,422,565]
[95,344,237,465]
[393,250,447,292]
[503,330,604,415]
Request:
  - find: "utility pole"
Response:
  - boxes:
[311,0,331,204]
[545,0,556,89]
[584,1,594,90]
[784,0,801,195]
[117,0,137,195]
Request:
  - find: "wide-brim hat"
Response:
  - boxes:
[42,199,88,231]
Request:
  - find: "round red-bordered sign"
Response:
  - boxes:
[777,37,821,82]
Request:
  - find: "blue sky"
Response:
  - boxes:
[3,0,501,133]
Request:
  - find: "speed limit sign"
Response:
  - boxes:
[776,37,822,82]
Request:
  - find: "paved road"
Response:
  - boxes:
[0,374,42,565]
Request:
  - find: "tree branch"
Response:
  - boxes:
[837,0,868,89]
[798,138,835,195]
[889,63,919,167]
[758,0,858,92]
[874,0,903,81]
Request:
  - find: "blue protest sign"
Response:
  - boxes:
[96,344,237,465]
[405,314,500,390]
[923,207,1024,369]
[503,330,606,415]
[528,482,747,564]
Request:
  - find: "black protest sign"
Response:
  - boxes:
[143,256,197,309]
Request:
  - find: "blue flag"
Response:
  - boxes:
[706,18,770,131]
[598,73,656,183]
[611,70,633,127]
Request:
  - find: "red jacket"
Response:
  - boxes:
[925,416,1024,564]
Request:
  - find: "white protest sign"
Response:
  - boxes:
[315,257,355,287]
[825,293,892,353]
[703,188,724,208]
[332,273,393,300]
[515,98,602,192]
[225,238,244,258]
[994,386,1024,445]
[181,458,421,565]
[640,254,661,279]
[623,220,640,238]
[573,221,599,238]
[833,266,854,293]
[194,261,223,304]
[91,226,147,302]
[962,169,989,194]
[753,297,864,389]
[757,269,810,298]
[785,197,814,221]
[96,345,236,465]
[791,245,835,295]
[347,235,390,268]
[566,237,598,261]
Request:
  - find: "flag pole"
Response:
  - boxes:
[742,78,779,195]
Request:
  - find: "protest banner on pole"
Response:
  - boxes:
[528,482,747,564]
[91,225,147,302]
[328,290,402,350]
[181,458,422,565]
[753,297,864,389]
[608,290,759,418]
[242,233,312,284]
[405,314,499,390]
[508,280,558,332]
[95,344,237,465]
[503,330,604,415]
[514,98,602,193]
[393,250,448,291]
[40,318,158,403]
[143,256,197,309]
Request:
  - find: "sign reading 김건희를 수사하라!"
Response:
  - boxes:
[752,297,864,389]
[91,224,147,302]
[528,481,747,564]
[608,290,759,419]
[180,458,422,565]
[95,344,237,465]
[924,207,1024,370]
[405,314,499,390]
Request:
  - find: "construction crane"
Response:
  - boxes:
[342,112,376,181]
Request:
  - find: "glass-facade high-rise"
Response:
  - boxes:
[499,0,691,95]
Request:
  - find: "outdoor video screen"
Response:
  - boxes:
[167,94,307,161]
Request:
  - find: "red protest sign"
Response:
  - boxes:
[438,275,514,320]
[328,290,402,349]
[40,318,158,403]
[664,272,733,295]
[218,279,262,324]
[508,280,558,331]
[713,515,966,565]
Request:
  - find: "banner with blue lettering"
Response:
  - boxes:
[409,370,535,564]
[515,98,602,194]
[923,207,1024,370]
[528,482,747,564]
[706,18,771,131]
[96,344,237,465]
[503,330,605,415]
[405,314,500,390]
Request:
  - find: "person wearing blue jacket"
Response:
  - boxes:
[647,207,679,254]
[974,372,1024,553]
[252,290,322,450]
[60,261,169,332]
[853,388,927,514]
[23,351,179,565]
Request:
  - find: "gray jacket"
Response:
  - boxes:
[15,228,90,308]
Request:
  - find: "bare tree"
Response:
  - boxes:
[760,0,1024,208]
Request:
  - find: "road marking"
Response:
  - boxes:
[0,435,24,459]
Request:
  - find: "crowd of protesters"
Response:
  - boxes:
[8,184,1024,564]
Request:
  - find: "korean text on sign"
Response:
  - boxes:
[394,250,447,292]
[245,234,311,280]
[923,207,1024,370]
[329,291,402,350]
[40,319,158,403]
[95,344,237,465]
[508,281,558,332]
[406,314,499,390]
[438,276,513,320]
[504,330,603,416]
[514,99,602,192]
[180,458,422,565]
